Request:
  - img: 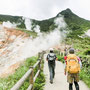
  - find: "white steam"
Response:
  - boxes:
[24,17,32,30]
[22,30,62,58]
[54,15,66,29]
[22,15,67,58]
[2,21,20,28]
[85,29,90,37]
[0,15,67,75]
[33,25,41,35]
[23,17,42,35]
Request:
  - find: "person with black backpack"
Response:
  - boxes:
[46,48,57,84]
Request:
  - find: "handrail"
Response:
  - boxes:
[33,60,40,69]
[11,52,44,90]
[27,70,40,90]
[11,69,32,90]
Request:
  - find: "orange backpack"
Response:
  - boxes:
[66,54,80,74]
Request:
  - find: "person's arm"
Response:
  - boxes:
[64,63,67,75]
[54,54,58,61]
[56,58,58,61]
[55,55,58,61]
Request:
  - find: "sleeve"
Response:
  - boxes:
[55,54,57,59]
[77,56,82,68]
[64,56,67,60]
[64,56,67,64]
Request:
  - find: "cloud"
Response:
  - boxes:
[0,0,68,20]
[0,0,90,20]
[68,0,90,20]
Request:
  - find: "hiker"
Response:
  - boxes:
[64,48,82,90]
[64,47,68,56]
[64,47,68,64]
[46,48,57,84]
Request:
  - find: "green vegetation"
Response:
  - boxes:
[80,66,90,88]
[60,8,90,31]
[16,28,37,38]
[0,14,25,28]
[0,56,45,90]
[32,8,90,32]
[57,55,65,63]
[34,60,45,90]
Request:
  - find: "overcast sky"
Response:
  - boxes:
[0,0,90,20]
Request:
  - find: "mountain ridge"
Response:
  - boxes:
[0,8,90,32]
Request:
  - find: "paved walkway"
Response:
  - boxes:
[44,54,89,90]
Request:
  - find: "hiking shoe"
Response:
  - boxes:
[50,81,53,84]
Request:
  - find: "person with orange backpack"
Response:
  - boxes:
[64,48,82,90]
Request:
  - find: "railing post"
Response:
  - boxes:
[30,66,34,90]
[38,52,44,72]
[38,59,41,71]
[38,52,41,59]
[41,53,44,60]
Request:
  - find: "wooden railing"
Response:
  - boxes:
[11,51,45,90]
[56,50,65,57]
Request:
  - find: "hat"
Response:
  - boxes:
[69,48,75,54]
[49,48,54,51]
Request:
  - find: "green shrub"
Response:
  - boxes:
[83,50,90,55]
[57,55,65,63]
[80,68,90,88]
[34,72,45,90]
[0,56,37,90]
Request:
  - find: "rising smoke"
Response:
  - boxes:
[85,29,90,37]
[0,15,67,75]
[24,17,32,30]
[23,17,42,35]
[2,21,20,28]
[10,15,67,61]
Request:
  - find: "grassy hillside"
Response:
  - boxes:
[59,9,90,30]
[0,14,26,28]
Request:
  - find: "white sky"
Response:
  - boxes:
[0,0,90,20]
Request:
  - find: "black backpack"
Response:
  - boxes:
[47,53,56,61]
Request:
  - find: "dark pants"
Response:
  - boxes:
[69,81,79,90]
[48,61,55,82]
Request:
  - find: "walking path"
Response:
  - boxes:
[44,54,89,90]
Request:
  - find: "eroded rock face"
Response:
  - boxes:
[0,25,6,42]
[0,25,29,77]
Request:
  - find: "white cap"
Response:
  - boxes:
[49,48,54,51]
